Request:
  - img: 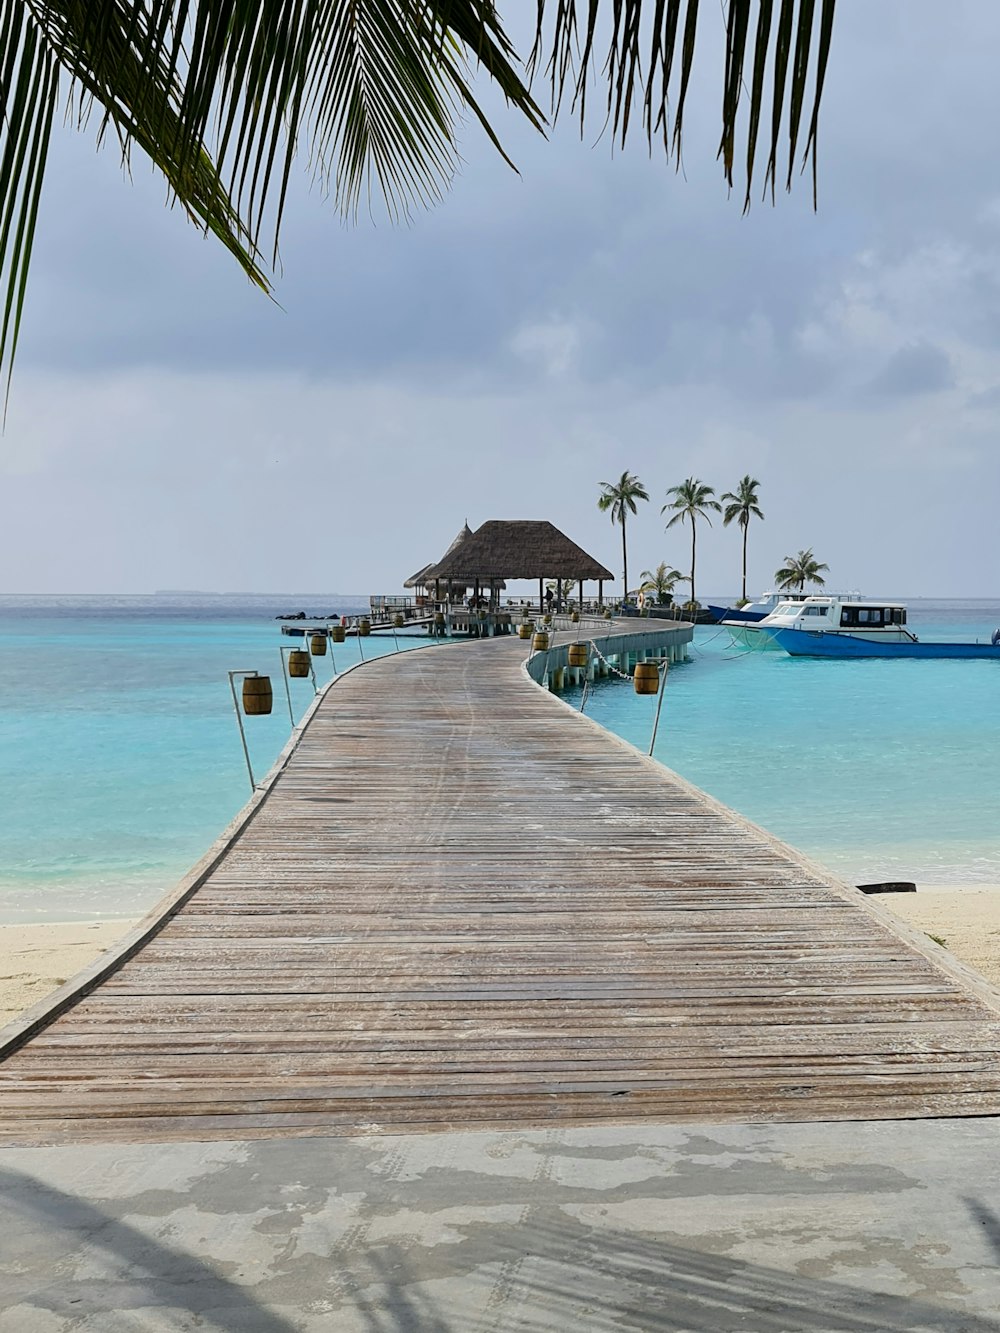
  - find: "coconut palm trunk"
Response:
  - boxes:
[689,518,697,608]
[621,517,629,600]
[741,523,749,602]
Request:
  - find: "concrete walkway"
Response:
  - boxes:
[2,1118,1000,1330]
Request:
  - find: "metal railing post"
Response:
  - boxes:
[278,646,295,725]
[227,670,259,791]
[649,659,669,757]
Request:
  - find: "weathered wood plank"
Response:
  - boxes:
[2,621,1000,1145]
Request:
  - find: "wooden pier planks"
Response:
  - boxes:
[3,624,1000,1144]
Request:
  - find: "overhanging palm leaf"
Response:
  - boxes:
[0,1,837,390]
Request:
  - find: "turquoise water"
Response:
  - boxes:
[0,596,426,922]
[566,599,1000,888]
[1,596,998,922]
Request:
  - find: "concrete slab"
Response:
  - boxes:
[3,1118,1000,1331]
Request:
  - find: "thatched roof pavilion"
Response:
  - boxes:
[405,523,502,596]
[423,520,613,609]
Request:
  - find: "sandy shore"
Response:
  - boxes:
[877,887,1000,988]
[0,889,998,1031]
[0,919,136,1030]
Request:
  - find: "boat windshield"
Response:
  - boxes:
[840,606,907,626]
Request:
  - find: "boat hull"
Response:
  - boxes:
[771,628,1000,660]
[723,622,785,651]
[707,604,768,624]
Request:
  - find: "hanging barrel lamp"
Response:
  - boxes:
[518,622,533,640]
[330,625,346,643]
[242,675,273,715]
[358,618,371,637]
[288,649,310,678]
[393,613,405,628]
[532,631,550,651]
[309,633,327,656]
[567,643,588,668]
[633,662,660,695]
[570,610,580,623]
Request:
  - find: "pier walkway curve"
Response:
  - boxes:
[3,620,1000,1145]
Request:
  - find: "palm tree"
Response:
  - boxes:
[774,549,830,594]
[0,4,834,386]
[639,563,686,606]
[721,476,765,604]
[598,472,649,599]
[661,479,721,610]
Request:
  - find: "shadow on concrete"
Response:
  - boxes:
[3,1166,999,1333]
[965,1195,1000,1263]
[0,1167,299,1332]
[338,1209,1000,1333]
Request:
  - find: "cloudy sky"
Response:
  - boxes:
[3,3,1000,598]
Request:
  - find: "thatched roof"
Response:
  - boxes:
[403,563,436,590]
[425,520,613,582]
[404,523,474,589]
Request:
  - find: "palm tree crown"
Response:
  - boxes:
[774,549,830,594]
[598,472,649,598]
[661,478,721,610]
[639,563,686,605]
[721,475,765,603]
[0,3,835,389]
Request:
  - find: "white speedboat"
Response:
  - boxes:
[757,595,914,650]
[724,593,879,650]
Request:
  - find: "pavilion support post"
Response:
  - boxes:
[538,578,544,616]
[598,580,603,608]
[578,579,583,610]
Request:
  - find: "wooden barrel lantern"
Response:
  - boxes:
[434,611,446,626]
[309,634,327,656]
[242,675,273,715]
[570,610,580,623]
[532,631,550,651]
[358,618,371,637]
[288,649,310,678]
[633,661,660,695]
[567,642,588,668]
[518,623,533,640]
[393,613,405,628]
[330,625,346,643]
[542,613,552,626]
[603,609,613,620]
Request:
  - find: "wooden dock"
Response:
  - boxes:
[3,622,1000,1144]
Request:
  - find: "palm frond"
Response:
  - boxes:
[1,0,543,388]
[1,1,840,394]
[533,0,836,205]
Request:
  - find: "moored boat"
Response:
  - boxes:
[707,590,807,623]
[770,627,1000,659]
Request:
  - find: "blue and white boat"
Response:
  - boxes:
[763,595,1000,658]
[707,590,806,623]
[772,627,1000,659]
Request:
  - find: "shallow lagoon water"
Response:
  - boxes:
[567,599,1000,888]
[0,595,422,921]
[1,595,998,921]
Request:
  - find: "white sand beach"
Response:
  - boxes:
[878,886,1000,988]
[1,889,999,1030]
[0,919,137,1029]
